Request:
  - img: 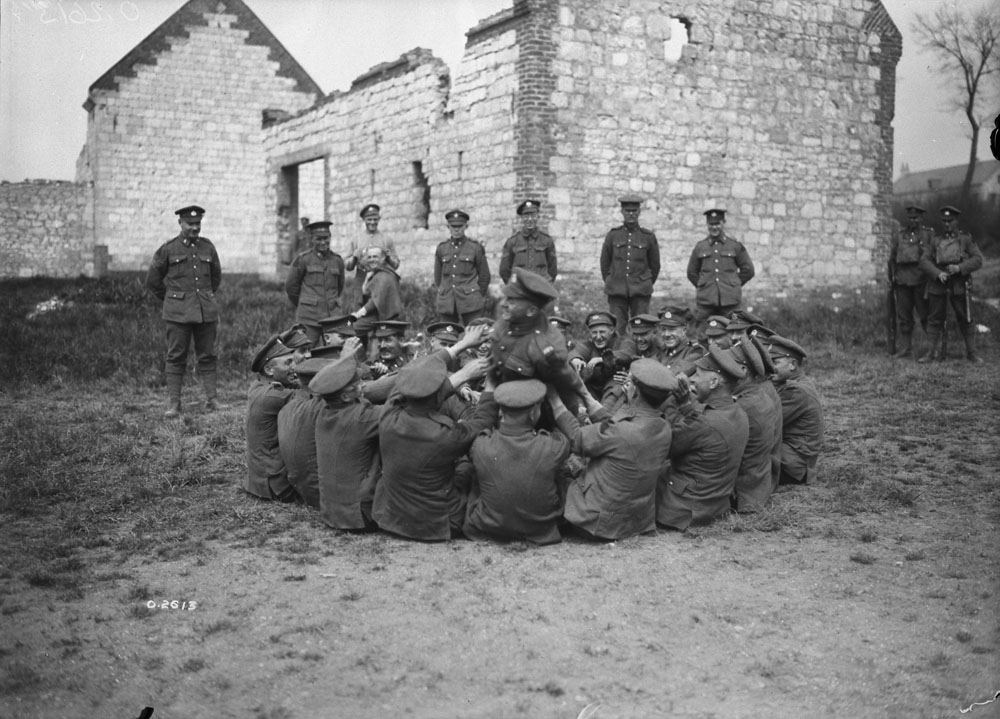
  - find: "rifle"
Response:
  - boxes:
[886,261,897,355]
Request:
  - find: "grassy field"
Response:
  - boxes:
[1,271,998,719]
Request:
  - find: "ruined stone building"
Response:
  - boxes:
[1,0,901,296]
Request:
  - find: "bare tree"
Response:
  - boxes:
[912,3,1000,203]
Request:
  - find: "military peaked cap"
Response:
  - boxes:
[751,334,777,374]
[175,205,205,219]
[310,344,344,359]
[250,335,293,373]
[373,320,410,338]
[618,194,643,206]
[630,358,678,393]
[549,316,572,329]
[295,358,333,381]
[658,305,692,327]
[309,357,358,396]
[939,205,961,218]
[905,204,926,213]
[766,335,807,362]
[704,315,731,337]
[307,221,333,232]
[731,337,765,378]
[704,208,726,224]
[494,379,546,408]
[517,200,541,215]
[628,314,660,333]
[503,267,558,306]
[445,209,470,223]
[360,203,380,218]
[279,324,312,350]
[585,311,616,329]
[396,354,449,399]
[467,316,495,329]
[427,322,464,343]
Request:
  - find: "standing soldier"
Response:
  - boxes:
[889,205,933,358]
[687,209,755,323]
[145,204,222,417]
[499,199,558,284]
[344,203,400,307]
[285,220,345,347]
[600,195,660,330]
[434,209,491,324]
[918,206,984,363]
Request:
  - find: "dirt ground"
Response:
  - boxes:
[2,356,999,719]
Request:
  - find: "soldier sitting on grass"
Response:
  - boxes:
[765,335,825,487]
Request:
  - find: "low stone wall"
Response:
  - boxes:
[0,180,98,278]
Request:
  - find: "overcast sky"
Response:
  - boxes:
[0,0,995,184]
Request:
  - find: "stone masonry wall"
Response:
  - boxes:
[79,8,316,273]
[0,180,96,278]
[262,9,527,282]
[548,0,898,299]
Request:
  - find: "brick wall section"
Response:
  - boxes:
[547,0,899,297]
[511,0,558,205]
[78,6,317,273]
[263,18,524,283]
[0,181,95,278]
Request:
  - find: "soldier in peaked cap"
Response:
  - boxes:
[434,209,491,324]
[767,335,824,486]
[277,357,333,508]
[600,195,661,331]
[568,310,623,402]
[349,245,403,358]
[656,344,750,531]
[918,205,984,363]
[286,220,346,347]
[615,313,662,362]
[427,322,464,350]
[657,305,706,376]
[373,342,498,541]
[493,268,589,414]
[345,204,400,308]
[728,338,783,513]
[245,334,299,501]
[499,199,558,284]
[703,315,733,347]
[550,358,675,541]
[312,357,382,531]
[464,379,570,545]
[888,204,933,358]
[687,208,755,324]
[315,314,358,357]
[146,204,222,417]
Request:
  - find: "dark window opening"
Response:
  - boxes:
[412,161,430,229]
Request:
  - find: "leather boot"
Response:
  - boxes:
[917,333,940,363]
[962,330,983,363]
[164,373,183,417]
[893,332,913,358]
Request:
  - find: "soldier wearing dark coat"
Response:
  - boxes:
[464,380,570,545]
[656,305,706,377]
[372,329,496,541]
[245,333,300,501]
[686,209,754,321]
[888,205,933,357]
[499,200,558,283]
[729,336,783,513]
[657,345,750,530]
[600,195,660,330]
[568,311,623,402]
[917,205,984,363]
[434,209,491,324]
[492,268,589,415]
[277,358,331,508]
[550,359,676,541]
[311,356,383,531]
[285,220,345,347]
[146,205,222,416]
[766,335,824,485]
